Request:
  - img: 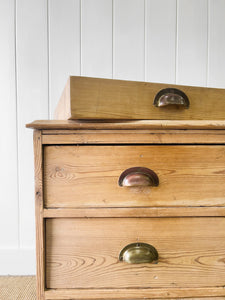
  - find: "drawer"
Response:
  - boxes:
[46,217,225,289]
[54,76,225,120]
[44,145,225,208]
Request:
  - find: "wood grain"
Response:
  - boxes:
[33,130,45,300]
[45,287,225,299]
[46,217,225,289]
[41,130,225,144]
[53,76,225,120]
[43,207,225,218]
[26,120,225,130]
[44,145,225,208]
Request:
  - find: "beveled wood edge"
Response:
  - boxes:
[41,132,225,144]
[26,120,225,130]
[44,287,225,299]
[34,130,45,300]
[42,129,225,134]
[43,207,225,218]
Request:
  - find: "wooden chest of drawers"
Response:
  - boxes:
[27,120,225,300]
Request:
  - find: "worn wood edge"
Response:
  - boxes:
[41,132,225,144]
[33,130,45,300]
[26,120,225,130]
[43,207,225,218]
[44,287,225,299]
[41,129,225,134]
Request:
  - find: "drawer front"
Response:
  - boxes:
[44,145,225,208]
[46,217,225,289]
[55,76,225,120]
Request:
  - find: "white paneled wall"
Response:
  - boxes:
[1,0,225,275]
[114,0,145,81]
[48,0,81,116]
[145,0,177,83]
[177,0,208,85]
[81,0,112,78]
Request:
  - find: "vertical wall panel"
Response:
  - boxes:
[146,0,176,84]
[177,0,208,86]
[49,0,81,117]
[81,0,112,78]
[113,0,145,81]
[208,0,225,88]
[0,0,18,248]
[16,0,48,248]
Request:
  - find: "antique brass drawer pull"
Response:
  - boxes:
[118,167,159,187]
[119,242,158,264]
[153,88,189,108]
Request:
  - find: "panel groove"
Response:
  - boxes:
[0,0,19,249]
[206,0,210,87]
[14,0,20,248]
[176,0,208,86]
[81,0,112,78]
[144,0,147,81]
[175,0,178,84]
[47,0,50,120]
[79,0,81,77]
[48,0,81,116]
[112,0,114,79]
[80,0,83,75]
[16,0,48,248]
[112,0,115,78]
[146,0,176,84]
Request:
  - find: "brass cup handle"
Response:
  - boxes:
[119,242,158,264]
[153,88,189,108]
[118,167,159,187]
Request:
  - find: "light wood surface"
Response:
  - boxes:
[26,119,225,130]
[43,207,225,218]
[33,131,45,300]
[41,130,225,144]
[44,145,225,208]
[32,118,225,299]
[46,217,225,289]
[54,76,225,120]
[45,287,225,299]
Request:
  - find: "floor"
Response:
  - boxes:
[0,276,36,300]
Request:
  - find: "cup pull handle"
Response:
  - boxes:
[118,167,159,187]
[153,88,189,108]
[119,242,158,264]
